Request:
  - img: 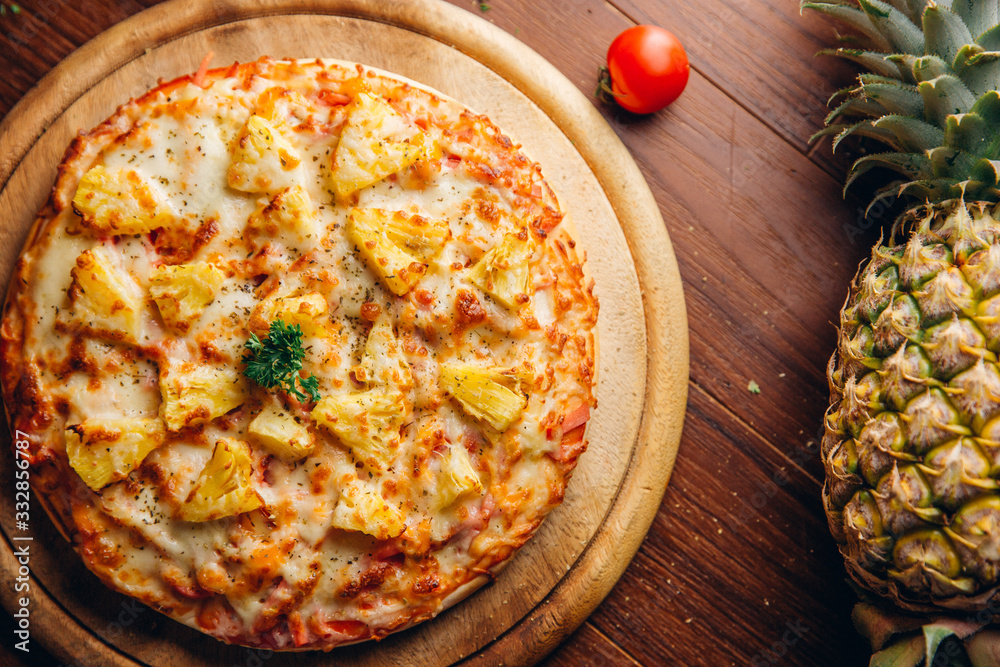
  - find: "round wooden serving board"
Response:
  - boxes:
[0,1,688,665]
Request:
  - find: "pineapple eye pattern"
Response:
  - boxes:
[827,204,1000,608]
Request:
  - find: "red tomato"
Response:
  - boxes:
[605,25,689,114]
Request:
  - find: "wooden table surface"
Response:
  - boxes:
[0,1,877,665]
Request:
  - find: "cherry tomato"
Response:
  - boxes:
[604,25,689,114]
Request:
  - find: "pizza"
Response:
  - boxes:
[0,56,597,650]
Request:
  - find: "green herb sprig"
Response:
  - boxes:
[242,319,321,403]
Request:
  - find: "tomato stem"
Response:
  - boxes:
[594,66,621,103]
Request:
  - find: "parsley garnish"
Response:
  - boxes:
[242,320,321,403]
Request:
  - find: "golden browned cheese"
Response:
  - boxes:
[0,57,597,650]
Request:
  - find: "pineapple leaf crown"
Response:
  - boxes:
[802,0,1000,212]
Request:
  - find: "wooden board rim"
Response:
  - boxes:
[0,1,690,664]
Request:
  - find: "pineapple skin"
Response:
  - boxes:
[826,202,1000,612]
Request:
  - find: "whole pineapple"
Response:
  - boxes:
[804,0,1000,616]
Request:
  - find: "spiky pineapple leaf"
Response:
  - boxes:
[923,3,976,66]
[860,80,925,117]
[874,115,945,152]
[827,81,860,106]
[887,52,921,79]
[945,114,990,156]
[912,55,951,82]
[927,146,976,180]
[845,152,934,194]
[810,122,851,145]
[919,75,977,125]
[980,24,1000,50]
[970,159,1000,189]
[861,72,913,86]
[967,51,1000,99]
[896,177,963,202]
[820,48,907,79]
[826,97,891,124]
[833,119,901,152]
[866,181,905,216]
[954,45,1000,97]
[858,0,924,55]
[802,2,893,51]
[890,0,924,26]
[971,90,1000,133]
[953,0,998,41]
[870,633,925,667]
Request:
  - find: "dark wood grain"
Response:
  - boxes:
[0,0,876,665]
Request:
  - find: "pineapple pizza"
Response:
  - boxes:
[0,58,597,649]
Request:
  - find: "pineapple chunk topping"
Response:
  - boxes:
[330,481,405,540]
[311,316,412,470]
[247,183,322,242]
[66,245,144,343]
[469,232,533,309]
[348,208,449,295]
[249,292,330,338]
[353,316,414,389]
[433,445,484,511]
[439,364,527,433]
[179,438,263,522]
[248,402,315,460]
[72,165,172,235]
[149,261,226,334]
[160,362,248,431]
[331,92,430,198]
[65,418,166,491]
[227,114,302,193]
[312,390,404,472]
